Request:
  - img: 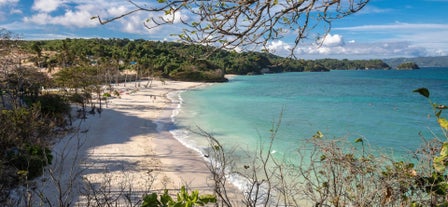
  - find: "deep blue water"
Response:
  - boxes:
[170,68,448,159]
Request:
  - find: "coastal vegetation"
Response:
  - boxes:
[20,38,391,80]
[0,29,72,204]
[396,62,420,70]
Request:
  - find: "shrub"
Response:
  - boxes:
[141,186,216,207]
[5,144,53,180]
[36,94,70,116]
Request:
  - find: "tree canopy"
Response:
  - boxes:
[396,62,420,70]
[20,38,391,80]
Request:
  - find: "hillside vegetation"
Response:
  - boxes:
[397,62,420,70]
[21,38,391,82]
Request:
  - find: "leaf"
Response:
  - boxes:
[141,193,160,207]
[320,154,326,161]
[354,137,363,143]
[413,88,430,98]
[199,194,217,204]
[90,16,98,20]
[160,190,173,205]
[433,156,446,173]
[438,118,448,130]
[312,131,324,139]
[440,142,448,157]
[436,110,442,118]
[164,8,173,15]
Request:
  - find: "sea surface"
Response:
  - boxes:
[168,68,448,167]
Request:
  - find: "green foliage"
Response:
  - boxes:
[6,144,53,179]
[52,66,101,89]
[312,130,324,139]
[141,186,216,207]
[36,94,71,116]
[20,39,393,83]
[414,88,430,98]
[413,87,448,206]
[0,103,56,194]
[396,62,420,70]
[0,106,53,174]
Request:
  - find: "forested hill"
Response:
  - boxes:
[22,39,391,82]
[383,56,448,68]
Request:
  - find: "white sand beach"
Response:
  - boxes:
[25,79,238,206]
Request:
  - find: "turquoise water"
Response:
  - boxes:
[170,68,448,161]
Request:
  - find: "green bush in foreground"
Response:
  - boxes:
[6,144,53,180]
[142,186,216,207]
[412,88,448,207]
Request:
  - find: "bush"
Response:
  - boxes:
[5,144,53,180]
[36,94,70,116]
[141,186,216,207]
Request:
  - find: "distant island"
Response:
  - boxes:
[396,62,420,70]
[383,56,448,68]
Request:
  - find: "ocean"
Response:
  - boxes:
[168,68,448,181]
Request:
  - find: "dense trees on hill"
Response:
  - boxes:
[22,38,391,81]
[396,62,420,70]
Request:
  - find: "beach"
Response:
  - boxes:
[30,79,230,205]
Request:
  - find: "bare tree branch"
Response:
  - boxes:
[95,0,369,57]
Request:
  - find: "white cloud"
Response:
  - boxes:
[329,23,448,58]
[162,10,189,24]
[23,13,51,25]
[10,9,21,14]
[0,0,20,19]
[107,6,128,17]
[335,23,448,31]
[321,34,344,47]
[0,0,18,6]
[264,32,443,59]
[292,40,432,59]
[356,5,393,15]
[267,40,291,54]
[32,0,62,13]
[21,0,186,36]
[24,9,98,28]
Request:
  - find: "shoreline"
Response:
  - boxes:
[29,79,238,205]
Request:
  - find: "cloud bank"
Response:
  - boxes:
[267,32,443,59]
[21,0,187,35]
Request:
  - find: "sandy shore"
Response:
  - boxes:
[27,79,237,206]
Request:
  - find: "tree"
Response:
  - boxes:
[94,0,369,57]
[397,62,420,70]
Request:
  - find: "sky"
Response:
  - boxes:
[0,0,447,59]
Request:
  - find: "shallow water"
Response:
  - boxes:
[166,68,448,193]
[172,68,448,160]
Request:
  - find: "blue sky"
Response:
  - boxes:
[1,0,447,59]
